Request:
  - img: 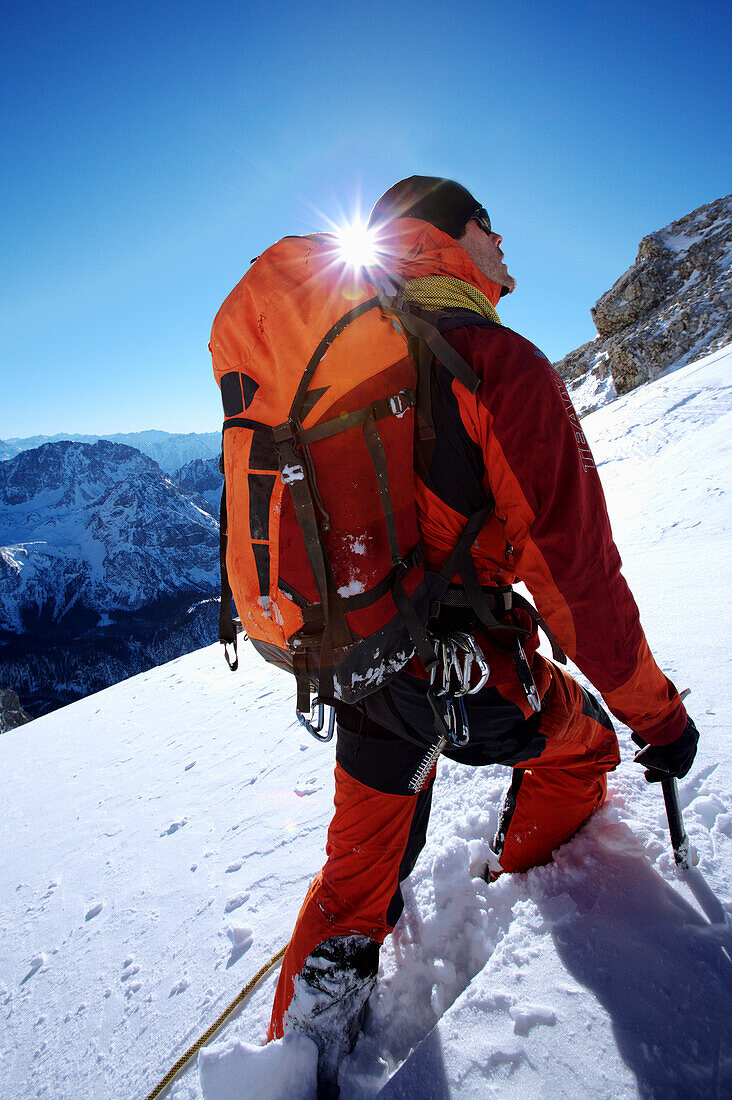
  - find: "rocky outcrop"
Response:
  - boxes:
[0,688,31,734]
[556,194,732,411]
[172,456,223,515]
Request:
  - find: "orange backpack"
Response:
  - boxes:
[209,226,484,734]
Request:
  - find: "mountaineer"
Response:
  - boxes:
[211,175,698,1097]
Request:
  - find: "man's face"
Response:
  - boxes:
[457,219,516,294]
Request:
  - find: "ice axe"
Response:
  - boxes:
[662,685,694,868]
[661,777,692,869]
[660,690,731,937]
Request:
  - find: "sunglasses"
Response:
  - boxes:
[470,207,492,236]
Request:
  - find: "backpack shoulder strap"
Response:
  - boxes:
[372,276,481,396]
[435,308,500,335]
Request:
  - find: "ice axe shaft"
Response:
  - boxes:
[662,687,693,867]
[662,777,692,869]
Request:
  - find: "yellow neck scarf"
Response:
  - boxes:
[403,275,502,325]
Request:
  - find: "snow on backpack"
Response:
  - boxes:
[209,227,489,734]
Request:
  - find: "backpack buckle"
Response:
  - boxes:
[388,389,415,416]
[273,420,297,444]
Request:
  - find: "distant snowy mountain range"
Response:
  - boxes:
[0,429,220,474]
[557,193,732,414]
[0,440,223,716]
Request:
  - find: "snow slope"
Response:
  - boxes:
[0,345,730,1100]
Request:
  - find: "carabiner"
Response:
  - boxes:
[441,632,490,696]
[451,696,470,746]
[296,703,336,742]
[458,633,490,695]
[514,641,541,713]
[437,693,469,747]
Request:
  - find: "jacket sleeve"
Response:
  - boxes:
[455,326,686,746]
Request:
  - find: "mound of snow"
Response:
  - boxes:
[199,1033,318,1099]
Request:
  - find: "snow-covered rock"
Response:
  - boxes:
[0,440,219,630]
[0,688,31,734]
[557,193,732,413]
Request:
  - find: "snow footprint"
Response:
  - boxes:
[509,1003,557,1036]
[20,955,47,986]
[121,960,140,983]
[295,778,320,797]
[225,892,250,914]
[122,960,142,998]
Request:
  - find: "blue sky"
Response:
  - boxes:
[2,0,730,438]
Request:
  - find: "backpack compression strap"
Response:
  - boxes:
[218,463,239,671]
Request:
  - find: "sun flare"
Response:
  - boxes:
[335,219,378,269]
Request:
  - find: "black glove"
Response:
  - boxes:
[632,716,699,783]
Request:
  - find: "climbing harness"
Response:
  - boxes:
[144,943,287,1099]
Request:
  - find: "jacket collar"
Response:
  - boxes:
[375,218,504,308]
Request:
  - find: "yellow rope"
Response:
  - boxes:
[145,943,288,1100]
[403,275,502,325]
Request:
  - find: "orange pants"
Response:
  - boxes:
[269,660,619,1038]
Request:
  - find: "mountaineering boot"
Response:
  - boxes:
[286,933,380,1099]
